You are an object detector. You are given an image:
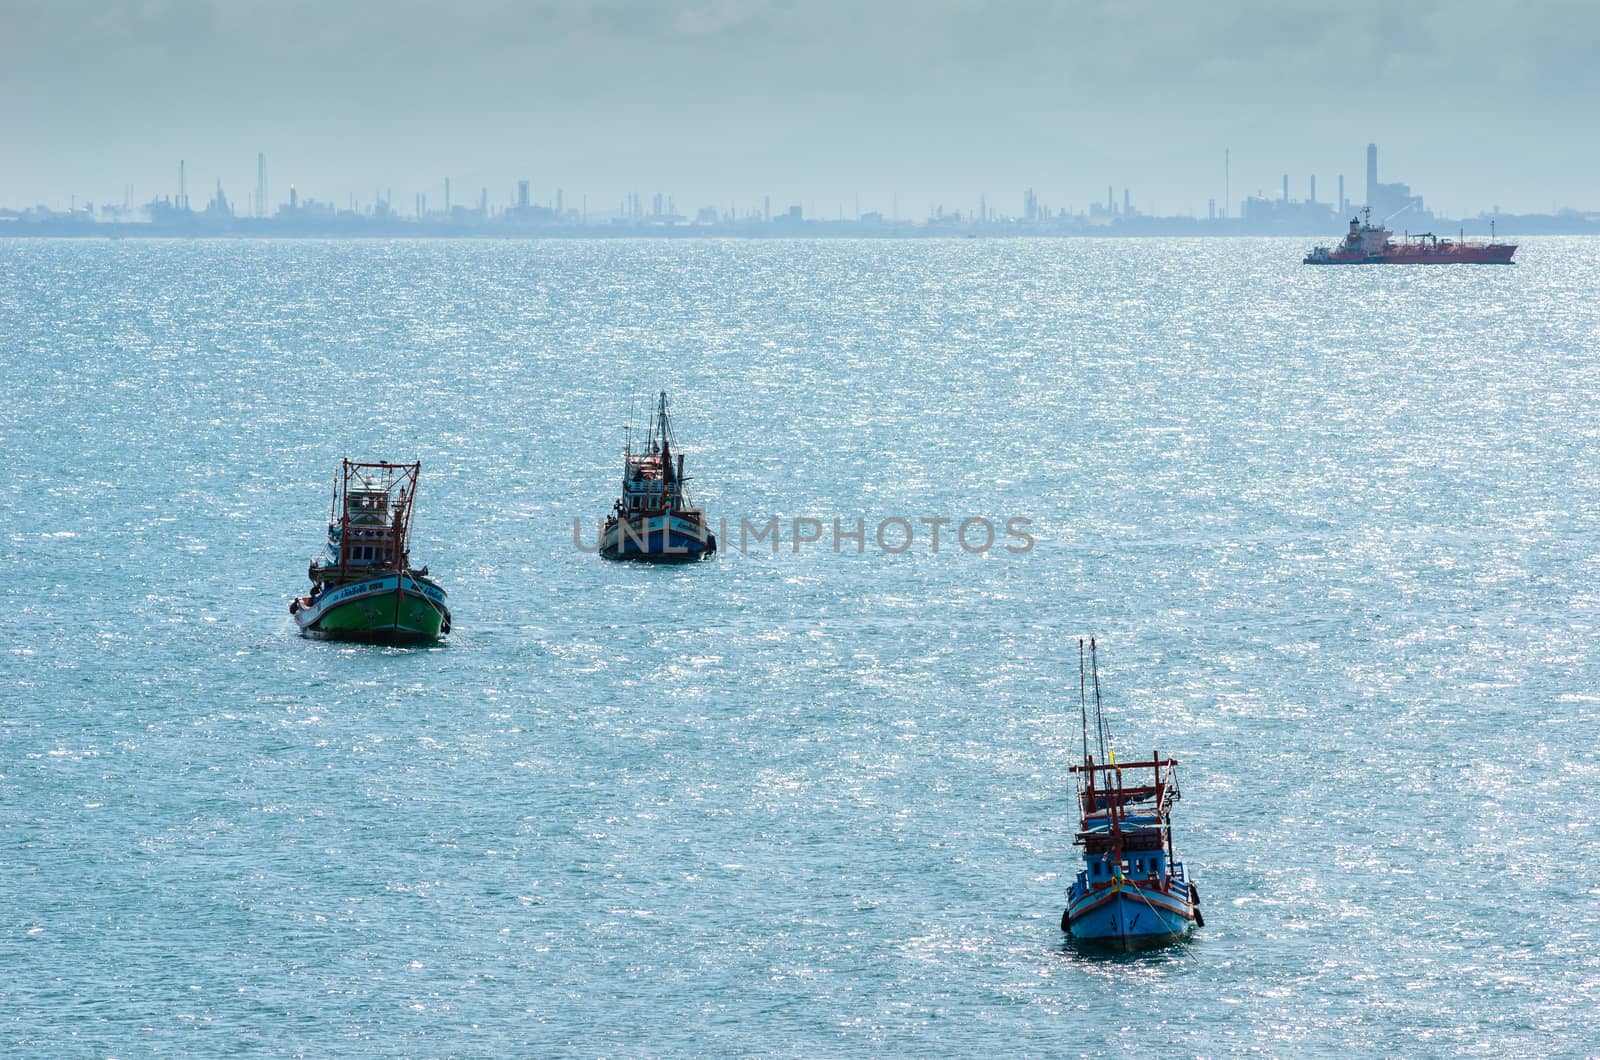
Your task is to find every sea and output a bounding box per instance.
[2,236,1597,1056]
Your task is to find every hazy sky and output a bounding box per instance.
[2,0,1596,217]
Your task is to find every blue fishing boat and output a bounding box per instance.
[599,391,717,562]
[1061,639,1203,950]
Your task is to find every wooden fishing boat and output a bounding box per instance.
[1061,639,1203,949]
[599,391,716,562]
[289,459,451,643]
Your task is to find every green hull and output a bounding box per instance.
[295,576,451,644]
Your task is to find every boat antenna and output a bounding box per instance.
[1090,637,1110,768]
[1078,638,1090,766]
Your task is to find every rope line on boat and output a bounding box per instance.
[1124,878,1199,962]
[401,571,452,624]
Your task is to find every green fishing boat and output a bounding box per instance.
[289,459,451,643]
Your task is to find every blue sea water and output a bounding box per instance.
[2,236,1598,1055]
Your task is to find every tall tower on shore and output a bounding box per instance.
[257,153,267,217]
[1366,143,1378,208]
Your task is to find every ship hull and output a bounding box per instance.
[600,513,717,562]
[1304,244,1516,265]
[1064,883,1196,951]
[292,573,451,643]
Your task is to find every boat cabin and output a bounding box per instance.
[339,487,404,568]
[621,449,685,514]
[1071,754,1184,887]
[309,460,419,586]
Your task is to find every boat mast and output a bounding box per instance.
[1079,638,1090,767]
[658,390,674,487]
[621,424,633,490]
[396,462,418,570]
[338,458,353,573]
[1090,637,1110,769]
[1164,752,1185,882]
[1089,637,1124,866]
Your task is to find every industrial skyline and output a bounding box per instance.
[6,140,1597,238]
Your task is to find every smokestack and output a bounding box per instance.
[1123,187,1130,216]
[1339,174,1345,213]
[1282,174,1289,202]
[1310,175,1316,204]
[1366,143,1378,208]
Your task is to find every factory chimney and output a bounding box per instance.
[257,153,267,218]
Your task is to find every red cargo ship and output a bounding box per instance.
[1304,208,1515,264]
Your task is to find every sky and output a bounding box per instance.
[2,0,1596,218]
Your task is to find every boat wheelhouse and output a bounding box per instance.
[290,459,451,643]
[599,391,717,562]
[1061,639,1202,950]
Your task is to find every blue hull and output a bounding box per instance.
[600,516,717,562]
[1065,886,1195,950]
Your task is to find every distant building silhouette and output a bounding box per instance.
[1365,142,1428,223]
[205,178,231,218]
